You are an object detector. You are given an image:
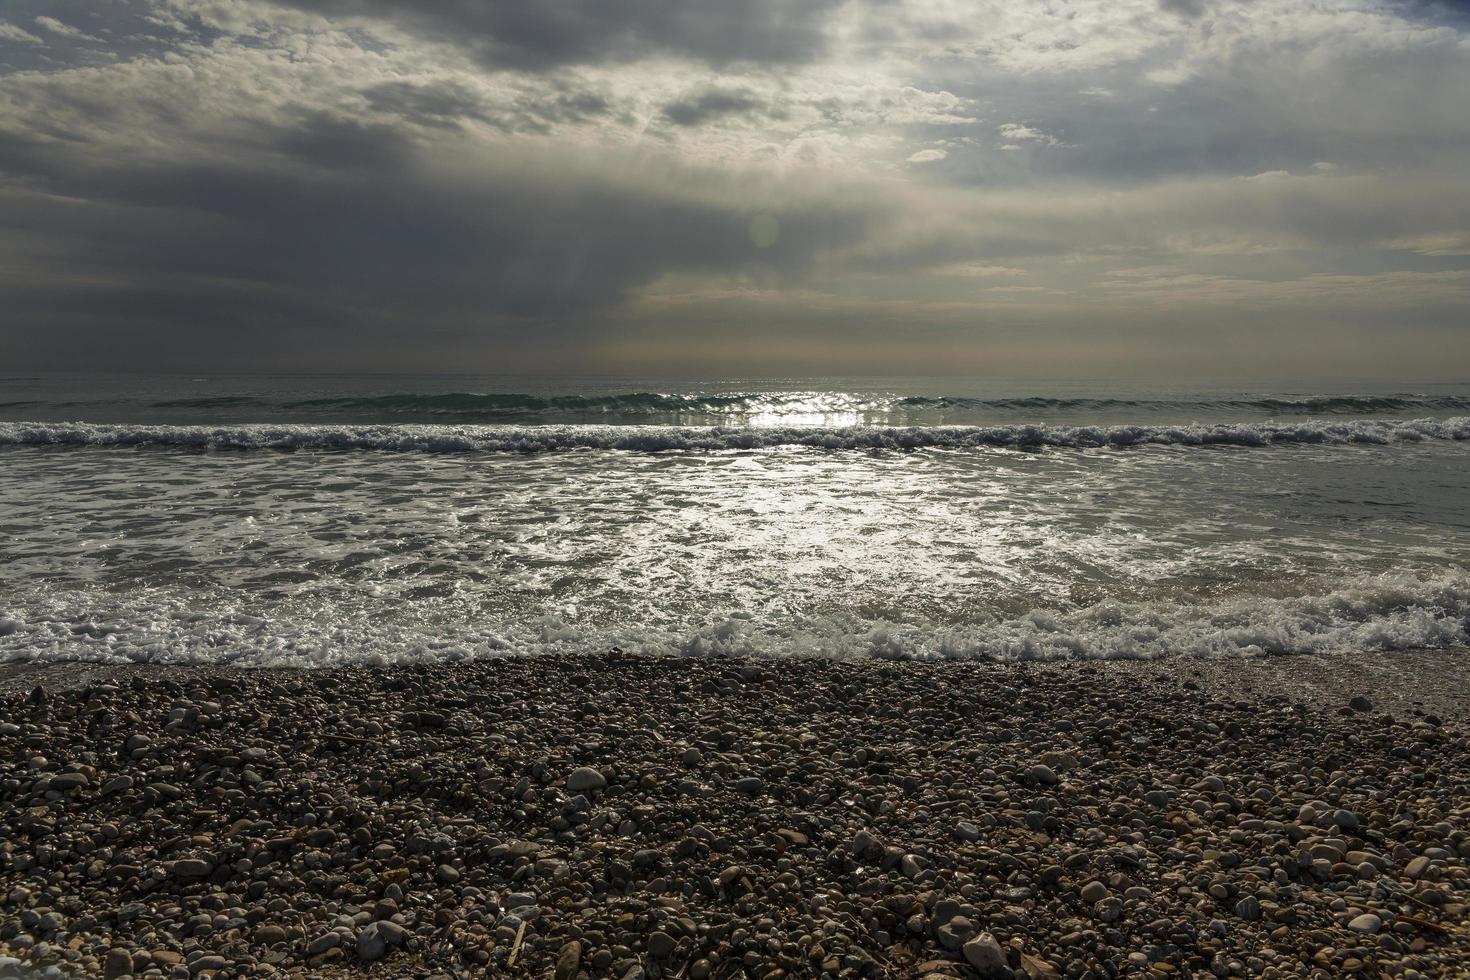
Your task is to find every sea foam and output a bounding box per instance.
[2,573,1466,668]
[2,417,1467,453]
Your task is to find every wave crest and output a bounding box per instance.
[2,418,1467,453]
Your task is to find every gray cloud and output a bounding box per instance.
[263,0,846,69]
[662,88,768,127]
[0,0,1467,375]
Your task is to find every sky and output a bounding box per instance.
[0,0,1468,377]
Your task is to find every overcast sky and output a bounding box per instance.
[1,0,1468,377]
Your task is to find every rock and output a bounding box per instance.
[1235,896,1261,921]
[1026,764,1058,785]
[1333,809,1360,831]
[937,917,977,950]
[172,858,213,878]
[566,767,607,792]
[254,924,288,945]
[1039,751,1078,771]
[1079,881,1109,904]
[554,940,582,980]
[1406,856,1431,879]
[851,829,882,860]
[954,821,982,842]
[357,923,388,962]
[647,931,677,958]
[102,948,133,979]
[100,775,134,796]
[962,932,1012,977]
[1348,913,1382,934]
[1019,952,1060,979]
[1348,696,1373,712]
[735,776,764,795]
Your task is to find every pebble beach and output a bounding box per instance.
[1,652,1468,979]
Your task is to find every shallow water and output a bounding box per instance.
[2,374,1467,666]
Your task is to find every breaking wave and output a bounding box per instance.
[2,418,1467,453]
[2,573,1466,668]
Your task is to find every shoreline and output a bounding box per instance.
[1,651,1467,977]
[4,645,1470,720]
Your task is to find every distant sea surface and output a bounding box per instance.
[2,373,1467,667]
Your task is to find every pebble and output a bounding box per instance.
[1349,913,1383,934]
[565,766,606,792]
[963,932,1011,977]
[0,654,1464,978]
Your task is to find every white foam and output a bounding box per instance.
[0,417,1467,453]
[2,572,1465,668]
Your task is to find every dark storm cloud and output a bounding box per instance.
[0,105,876,366]
[662,88,767,127]
[265,0,845,69]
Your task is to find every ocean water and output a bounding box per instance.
[1,373,1467,668]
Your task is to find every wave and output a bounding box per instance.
[907,394,1470,413]
[281,392,767,414]
[2,573,1466,667]
[2,418,1467,453]
[150,396,265,408]
[214,390,1470,418]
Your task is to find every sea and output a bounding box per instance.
[1,373,1467,668]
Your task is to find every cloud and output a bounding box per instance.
[33,15,97,40]
[1384,233,1470,256]
[996,123,1069,148]
[663,88,766,127]
[255,0,847,69]
[0,22,43,44]
[905,148,947,163]
[0,0,1467,376]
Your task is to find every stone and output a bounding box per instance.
[1235,896,1261,921]
[102,948,134,979]
[172,858,213,879]
[735,776,764,795]
[1080,881,1109,904]
[937,917,977,950]
[554,940,582,980]
[254,925,288,945]
[1027,764,1058,786]
[356,923,388,962]
[566,767,607,792]
[647,931,677,958]
[100,775,134,796]
[49,772,89,791]
[1348,913,1382,934]
[962,932,1011,977]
